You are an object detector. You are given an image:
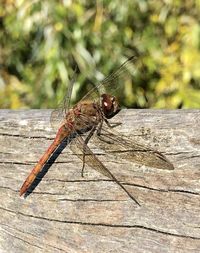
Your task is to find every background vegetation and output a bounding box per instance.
[0,0,200,109]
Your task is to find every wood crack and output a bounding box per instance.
[0,206,199,240]
[124,183,200,196]
[54,198,122,202]
[0,132,53,140]
[1,182,199,198]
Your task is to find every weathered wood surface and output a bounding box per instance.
[0,109,200,253]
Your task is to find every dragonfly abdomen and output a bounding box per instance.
[19,125,71,196]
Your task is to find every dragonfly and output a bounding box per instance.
[19,56,174,205]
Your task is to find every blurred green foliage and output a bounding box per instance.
[0,0,200,109]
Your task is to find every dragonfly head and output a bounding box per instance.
[101,94,120,119]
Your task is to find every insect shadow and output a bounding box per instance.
[24,136,72,198]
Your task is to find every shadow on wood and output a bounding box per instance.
[24,138,70,198]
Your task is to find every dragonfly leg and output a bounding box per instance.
[97,134,114,144]
[96,121,114,144]
[81,158,85,177]
[96,120,103,136]
[81,126,97,177]
[104,118,122,128]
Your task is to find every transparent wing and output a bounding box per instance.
[80,56,138,103]
[50,103,68,130]
[70,135,113,179]
[50,68,77,130]
[70,135,140,204]
[92,126,174,170]
[51,56,137,129]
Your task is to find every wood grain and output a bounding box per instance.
[0,109,200,253]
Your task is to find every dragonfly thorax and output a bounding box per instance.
[100,94,120,119]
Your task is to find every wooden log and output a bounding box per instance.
[0,109,200,253]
